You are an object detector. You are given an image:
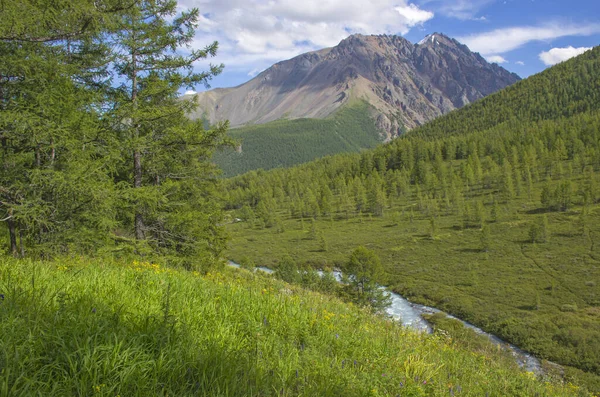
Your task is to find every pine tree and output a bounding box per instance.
[557,180,573,211]
[276,254,299,283]
[429,216,437,239]
[318,231,328,252]
[501,161,515,201]
[481,224,491,252]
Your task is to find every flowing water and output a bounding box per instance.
[227,261,542,373]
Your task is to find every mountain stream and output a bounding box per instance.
[227,261,542,374]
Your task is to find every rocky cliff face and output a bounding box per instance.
[187,33,520,140]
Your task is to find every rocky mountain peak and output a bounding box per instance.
[188,33,521,140]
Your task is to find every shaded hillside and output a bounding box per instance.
[189,33,519,140]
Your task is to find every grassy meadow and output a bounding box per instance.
[0,256,589,396]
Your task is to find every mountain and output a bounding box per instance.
[188,33,520,140]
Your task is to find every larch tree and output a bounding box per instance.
[0,0,126,256]
[343,246,391,313]
[108,0,229,264]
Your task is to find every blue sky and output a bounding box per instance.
[179,0,600,92]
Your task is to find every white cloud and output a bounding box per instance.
[179,0,434,76]
[458,23,600,55]
[539,46,592,66]
[486,55,507,64]
[515,61,525,66]
[183,90,197,95]
[395,4,434,25]
[247,68,264,77]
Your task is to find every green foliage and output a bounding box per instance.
[0,0,228,263]
[107,0,228,263]
[239,256,256,270]
[213,101,383,177]
[0,0,123,256]
[480,224,491,252]
[275,254,299,283]
[529,215,550,244]
[318,231,328,252]
[0,256,580,396]
[342,247,391,313]
[429,216,437,239]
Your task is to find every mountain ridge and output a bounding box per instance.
[188,33,520,140]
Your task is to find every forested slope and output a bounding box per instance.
[213,101,383,177]
[221,46,600,392]
[410,47,599,139]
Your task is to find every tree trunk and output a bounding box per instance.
[131,50,145,241]
[19,226,24,258]
[7,217,18,257]
[134,149,144,240]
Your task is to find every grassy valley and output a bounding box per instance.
[213,101,384,177]
[221,47,600,392]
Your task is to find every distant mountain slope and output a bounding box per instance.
[188,33,520,140]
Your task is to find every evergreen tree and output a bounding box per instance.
[0,0,124,256]
[276,254,299,283]
[343,246,391,313]
[367,186,386,216]
[557,180,573,211]
[318,231,328,252]
[108,0,227,262]
[541,177,558,211]
[481,224,491,252]
[429,216,437,239]
[501,161,515,201]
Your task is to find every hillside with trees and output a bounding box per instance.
[221,46,600,392]
[213,101,383,177]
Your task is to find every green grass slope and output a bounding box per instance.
[212,101,383,177]
[0,257,584,396]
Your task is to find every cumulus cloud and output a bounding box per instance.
[395,4,434,25]
[180,0,434,75]
[486,55,507,64]
[515,61,525,66]
[539,46,592,66]
[458,23,600,55]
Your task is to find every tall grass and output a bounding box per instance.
[0,256,586,396]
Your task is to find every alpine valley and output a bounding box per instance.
[3,1,600,396]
